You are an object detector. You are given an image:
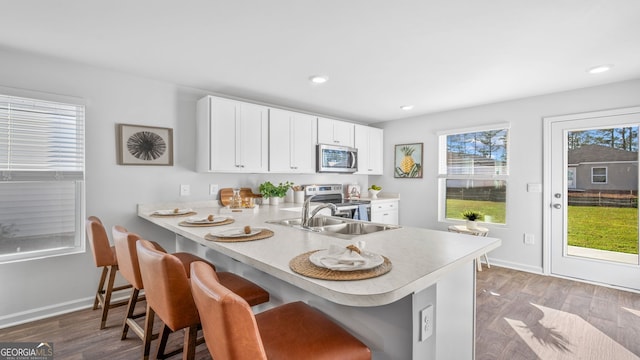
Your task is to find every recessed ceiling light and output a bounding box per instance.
[587,64,613,74]
[309,75,329,84]
[400,105,414,111]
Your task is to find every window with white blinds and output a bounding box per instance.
[0,92,85,263]
[438,124,509,225]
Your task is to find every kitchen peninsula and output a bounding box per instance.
[138,201,500,359]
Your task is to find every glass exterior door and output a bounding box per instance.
[547,107,640,290]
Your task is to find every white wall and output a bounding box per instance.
[0,47,368,327]
[375,78,640,273]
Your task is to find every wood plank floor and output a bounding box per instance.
[476,266,640,360]
[2,266,640,359]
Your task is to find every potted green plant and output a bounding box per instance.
[259,181,292,205]
[461,210,483,230]
[259,181,275,204]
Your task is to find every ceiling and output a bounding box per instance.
[1,0,639,123]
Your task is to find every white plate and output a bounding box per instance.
[185,216,230,224]
[153,208,193,215]
[211,227,264,238]
[309,249,384,271]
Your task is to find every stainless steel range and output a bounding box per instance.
[303,184,371,220]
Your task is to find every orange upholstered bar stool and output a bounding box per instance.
[190,261,371,360]
[112,225,162,345]
[85,216,132,330]
[136,239,270,360]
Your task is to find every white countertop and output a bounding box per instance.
[138,201,500,307]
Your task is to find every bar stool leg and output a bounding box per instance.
[93,267,109,310]
[184,324,198,360]
[483,253,491,269]
[142,305,155,360]
[99,265,118,329]
[122,288,140,340]
[476,257,482,271]
[155,325,171,359]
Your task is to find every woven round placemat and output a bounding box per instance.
[178,218,235,227]
[204,229,274,242]
[289,250,392,281]
[150,211,197,217]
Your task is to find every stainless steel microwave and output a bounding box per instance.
[317,144,358,173]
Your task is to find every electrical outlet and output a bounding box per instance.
[524,233,534,245]
[180,184,190,196]
[209,184,219,197]
[419,304,433,341]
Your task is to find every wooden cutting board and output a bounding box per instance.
[219,188,261,206]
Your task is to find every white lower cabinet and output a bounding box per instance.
[370,200,399,225]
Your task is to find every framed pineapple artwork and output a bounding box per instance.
[394,143,423,178]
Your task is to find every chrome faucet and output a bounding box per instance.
[301,195,337,228]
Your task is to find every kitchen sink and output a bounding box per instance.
[266,215,400,239]
[267,216,347,227]
[316,222,399,236]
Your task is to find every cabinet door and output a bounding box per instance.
[354,124,370,174]
[318,117,354,147]
[368,127,383,174]
[210,97,240,172]
[269,109,316,173]
[238,102,269,172]
[333,120,355,147]
[198,96,268,173]
[290,113,317,173]
[355,125,383,175]
[268,109,292,172]
[371,201,399,225]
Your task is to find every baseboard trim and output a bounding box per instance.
[487,258,543,275]
[0,294,130,329]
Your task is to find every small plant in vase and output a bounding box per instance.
[259,181,292,205]
[461,210,483,230]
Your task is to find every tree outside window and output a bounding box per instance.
[439,127,509,224]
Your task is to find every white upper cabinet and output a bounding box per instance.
[317,117,355,147]
[269,108,317,173]
[354,124,384,175]
[196,96,269,173]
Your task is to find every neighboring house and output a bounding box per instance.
[567,144,638,192]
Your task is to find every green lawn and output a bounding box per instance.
[446,199,506,224]
[447,200,638,254]
[568,206,638,254]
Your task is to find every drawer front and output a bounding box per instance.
[372,202,396,212]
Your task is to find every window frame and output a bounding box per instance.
[590,166,608,184]
[0,86,85,264]
[437,122,510,226]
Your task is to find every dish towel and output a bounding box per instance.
[357,204,369,221]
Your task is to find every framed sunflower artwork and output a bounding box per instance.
[394,143,423,178]
[117,124,173,166]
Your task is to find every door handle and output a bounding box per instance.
[553,203,561,209]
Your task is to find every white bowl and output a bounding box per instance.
[368,189,381,199]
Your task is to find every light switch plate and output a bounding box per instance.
[180,184,190,196]
[209,184,219,197]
